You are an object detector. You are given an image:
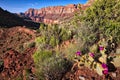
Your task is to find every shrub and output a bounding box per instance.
[71,0,120,54]
[43,55,72,80]
[33,50,53,64]
[32,50,53,79]
[36,24,74,50]
[33,50,72,80]
[81,0,120,42]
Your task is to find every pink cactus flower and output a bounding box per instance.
[76,51,81,56]
[102,63,108,69]
[99,46,104,51]
[102,63,108,75]
[102,69,108,75]
[89,53,94,57]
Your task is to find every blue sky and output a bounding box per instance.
[0,0,88,13]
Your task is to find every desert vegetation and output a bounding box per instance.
[0,0,120,80]
[32,0,120,80]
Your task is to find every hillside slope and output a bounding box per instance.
[0,27,36,55]
[0,8,39,29]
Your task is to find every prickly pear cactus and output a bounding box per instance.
[112,56,120,67]
[73,36,119,76]
[96,63,104,76]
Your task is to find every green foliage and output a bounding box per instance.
[36,37,45,44]
[36,24,73,50]
[71,0,120,54]
[34,23,75,79]
[82,0,120,42]
[32,0,120,79]
[58,2,120,76]
[33,50,72,80]
[49,36,57,47]
[33,50,53,64]
[60,28,71,41]
[32,50,53,79]
[43,55,72,80]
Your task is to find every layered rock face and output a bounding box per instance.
[24,4,78,24]
[21,0,94,24]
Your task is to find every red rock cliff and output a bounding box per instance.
[23,0,94,24]
[24,4,78,24]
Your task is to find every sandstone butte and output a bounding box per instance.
[20,0,94,24]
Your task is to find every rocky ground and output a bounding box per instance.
[0,27,37,80]
[63,66,120,80]
[0,48,36,80]
[0,27,36,55]
[0,27,120,80]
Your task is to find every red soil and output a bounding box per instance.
[0,48,36,80]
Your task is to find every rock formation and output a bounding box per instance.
[23,4,78,24]
[20,0,94,24]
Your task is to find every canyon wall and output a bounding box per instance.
[21,0,94,24]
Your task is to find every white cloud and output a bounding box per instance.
[28,2,39,7]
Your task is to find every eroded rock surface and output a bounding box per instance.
[0,48,36,80]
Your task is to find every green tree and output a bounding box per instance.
[73,0,120,46]
[82,0,120,41]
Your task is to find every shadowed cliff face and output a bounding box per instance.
[0,8,40,29]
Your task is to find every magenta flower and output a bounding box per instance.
[89,53,94,57]
[99,46,104,51]
[76,51,81,56]
[102,63,108,69]
[102,69,108,75]
[102,63,108,75]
